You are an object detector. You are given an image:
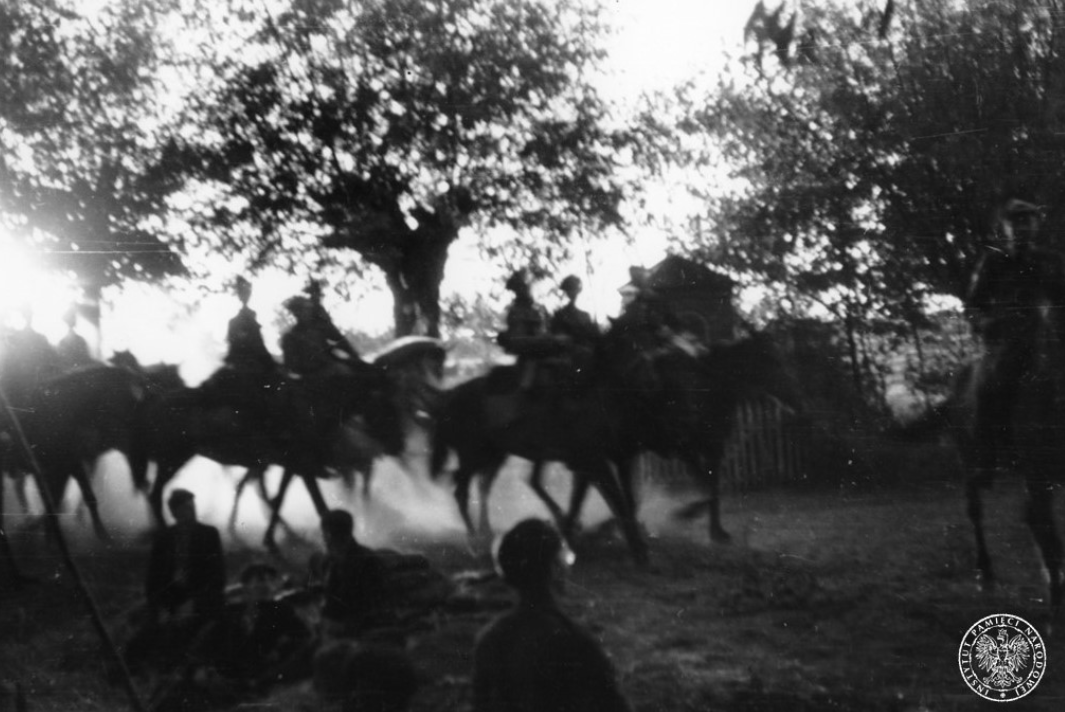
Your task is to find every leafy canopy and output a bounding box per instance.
[677,0,1065,324]
[0,0,185,292]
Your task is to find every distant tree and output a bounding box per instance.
[170,0,638,337]
[676,0,1065,320]
[0,0,185,301]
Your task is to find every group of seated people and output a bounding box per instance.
[127,487,632,712]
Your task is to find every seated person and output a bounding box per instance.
[127,489,226,671]
[472,519,633,712]
[198,563,313,689]
[312,509,389,640]
[146,489,226,625]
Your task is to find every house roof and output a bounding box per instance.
[619,255,733,293]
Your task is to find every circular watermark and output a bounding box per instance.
[958,613,1047,702]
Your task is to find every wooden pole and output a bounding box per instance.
[0,387,147,712]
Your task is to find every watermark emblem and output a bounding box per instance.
[958,613,1047,702]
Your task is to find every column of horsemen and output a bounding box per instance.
[4,193,1062,711]
[0,270,657,712]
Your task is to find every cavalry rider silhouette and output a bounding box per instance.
[549,275,600,381]
[198,277,282,429]
[281,280,361,379]
[226,276,277,374]
[967,197,1065,478]
[0,304,61,409]
[497,269,561,393]
[56,305,93,371]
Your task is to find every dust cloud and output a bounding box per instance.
[5,434,703,560]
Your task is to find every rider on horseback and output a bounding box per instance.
[549,275,600,381]
[497,270,563,392]
[281,280,361,378]
[1,304,61,409]
[199,277,282,426]
[226,276,276,374]
[967,198,1065,476]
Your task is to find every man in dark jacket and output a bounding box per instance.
[473,519,632,712]
[127,489,226,674]
[146,488,227,626]
[317,509,387,639]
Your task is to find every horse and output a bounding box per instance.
[429,318,697,565]
[430,323,801,559]
[117,340,442,549]
[0,364,144,544]
[647,330,803,542]
[905,300,1065,621]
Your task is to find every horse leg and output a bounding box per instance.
[301,472,330,518]
[1024,475,1064,618]
[575,460,648,566]
[528,461,569,529]
[453,464,479,542]
[966,469,995,591]
[690,452,730,543]
[72,460,110,541]
[263,468,296,552]
[229,466,260,533]
[706,474,731,544]
[560,472,590,539]
[0,474,28,588]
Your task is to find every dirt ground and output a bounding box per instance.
[2,449,1065,712]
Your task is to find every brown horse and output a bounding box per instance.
[116,340,442,549]
[430,325,801,560]
[0,365,144,545]
[907,301,1065,622]
[430,329,661,563]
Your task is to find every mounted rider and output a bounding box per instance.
[226,276,277,374]
[549,275,600,382]
[497,270,564,393]
[198,277,284,433]
[56,305,93,371]
[281,280,362,379]
[0,304,62,409]
[966,197,1065,476]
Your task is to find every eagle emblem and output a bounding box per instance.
[974,628,1031,688]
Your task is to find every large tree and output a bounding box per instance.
[168,0,637,337]
[675,0,1065,323]
[0,0,185,300]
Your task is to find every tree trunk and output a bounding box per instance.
[377,207,459,338]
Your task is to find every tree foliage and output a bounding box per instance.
[678,0,1065,324]
[171,0,637,336]
[0,0,185,296]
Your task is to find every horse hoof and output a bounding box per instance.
[710,528,732,544]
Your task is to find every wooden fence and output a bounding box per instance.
[639,393,812,494]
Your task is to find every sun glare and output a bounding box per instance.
[0,235,79,340]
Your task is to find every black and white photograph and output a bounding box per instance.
[2,0,1065,710]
